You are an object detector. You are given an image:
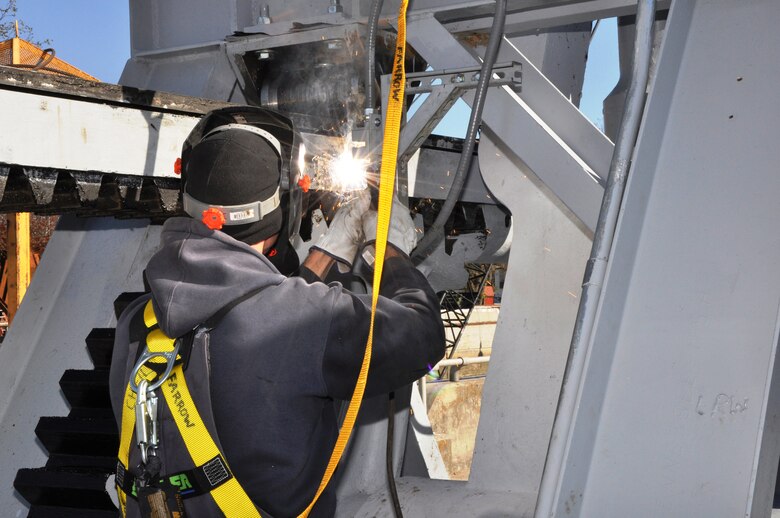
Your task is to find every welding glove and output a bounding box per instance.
[310,189,371,270]
[361,196,419,257]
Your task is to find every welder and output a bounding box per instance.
[108,106,445,517]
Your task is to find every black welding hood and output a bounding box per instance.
[181,107,305,269]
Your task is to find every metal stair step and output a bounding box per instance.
[45,452,117,473]
[59,369,110,408]
[16,325,123,515]
[85,329,116,369]
[35,416,117,457]
[14,468,117,510]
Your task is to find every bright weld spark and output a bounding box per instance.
[329,150,368,193]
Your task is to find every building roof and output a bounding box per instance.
[0,37,98,82]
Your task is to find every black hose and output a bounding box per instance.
[33,48,56,70]
[386,392,403,517]
[411,0,508,263]
[365,0,385,117]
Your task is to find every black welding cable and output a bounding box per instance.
[386,392,404,517]
[365,0,385,117]
[411,0,508,263]
[33,48,56,70]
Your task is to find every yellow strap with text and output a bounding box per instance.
[298,0,409,515]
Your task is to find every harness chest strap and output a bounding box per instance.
[117,300,261,517]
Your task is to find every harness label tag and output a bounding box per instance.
[203,456,231,487]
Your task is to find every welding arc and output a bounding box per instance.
[411,0,508,263]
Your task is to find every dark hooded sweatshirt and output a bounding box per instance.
[109,217,445,517]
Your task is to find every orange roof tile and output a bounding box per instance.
[0,37,98,81]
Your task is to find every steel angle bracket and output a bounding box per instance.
[405,61,521,95]
[398,62,521,164]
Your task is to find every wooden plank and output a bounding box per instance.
[11,38,20,65]
[7,212,31,324]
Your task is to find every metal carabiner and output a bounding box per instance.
[135,379,150,465]
[129,340,181,393]
[146,392,159,452]
[135,379,160,466]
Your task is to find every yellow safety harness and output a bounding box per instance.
[116,0,409,514]
[117,301,262,516]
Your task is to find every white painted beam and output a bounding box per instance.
[0,89,199,178]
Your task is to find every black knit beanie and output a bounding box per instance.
[184,128,283,245]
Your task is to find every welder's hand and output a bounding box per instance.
[310,189,371,270]
[362,196,418,256]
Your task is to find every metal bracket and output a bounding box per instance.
[394,62,522,165]
[405,61,522,95]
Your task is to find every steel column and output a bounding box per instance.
[546,0,780,515]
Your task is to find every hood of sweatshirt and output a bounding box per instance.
[145,217,286,337]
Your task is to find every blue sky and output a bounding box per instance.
[14,2,618,134]
[15,0,130,83]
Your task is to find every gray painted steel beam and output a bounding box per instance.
[411,145,495,204]
[546,0,780,515]
[408,0,605,21]
[468,134,592,501]
[405,14,609,233]
[492,35,609,173]
[439,0,670,35]
[401,87,462,164]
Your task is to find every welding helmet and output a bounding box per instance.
[180,107,306,260]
